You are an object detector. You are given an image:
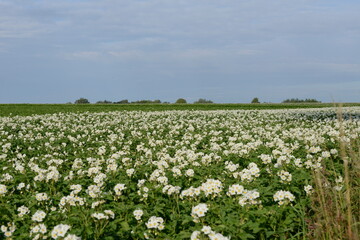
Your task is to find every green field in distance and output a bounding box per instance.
[1,103,359,117]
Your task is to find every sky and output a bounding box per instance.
[0,0,359,103]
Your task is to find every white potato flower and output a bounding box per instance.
[35,192,49,201]
[126,168,135,176]
[17,205,30,217]
[114,183,127,196]
[32,210,46,222]
[133,209,144,220]
[145,216,165,230]
[304,185,313,195]
[191,203,208,220]
[64,234,81,240]
[51,224,71,239]
[0,184,7,195]
[185,169,195,177]
[1,222,16,237]
[273,190,295,206]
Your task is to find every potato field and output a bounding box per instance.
[0,108,359,239]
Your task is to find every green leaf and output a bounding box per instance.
[238,232,255,239]
[121,221,130,231]
[104,237,115,240]
[178,231,192,239]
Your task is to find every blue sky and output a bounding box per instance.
[0,0,359,103]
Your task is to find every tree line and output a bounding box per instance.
[74,98,214,104]
[73,97,321,104]
[282,98,321,103]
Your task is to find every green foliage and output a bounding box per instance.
[251,97,260,104]
[115,99,129,104]
[175,98,187,104]
[96,100,112,104]
[194,98,213,104]
[74,98,90,104]
[282,98,321,103]
[131,99,162,104]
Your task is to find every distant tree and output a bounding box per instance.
[194,98,213,104]
[251,97,260,104]
[115,99,129,104]
[131,100,144,104]
[175,98,187,104]
[96,100,112,104]
[74,98,90,104]
[282,98,321,103]
[131,100,162,104]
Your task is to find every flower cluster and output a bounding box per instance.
[238,190,261,206]
[133,209,144,221]
[226,184,261,206]
[277,170,292,184]
[259,154,272,164]
[0,184,7,196]
[145,216,165,230]
[238,163,260,182]
[114,183,126,196]
[17,205,30,217]
[334,176,344,191]
[304,185,313,195]
[1,222,16,238]
[87,185,102,198]
[191,203,209,222]
[273,190,295,206]
[35,192,49,201]
[162,184,181,195]
[191,226,230,240]
[30,223,47,237]
[59,195,85,209]
[51,224,71,239]
[200,179,223,197]
[92,210,115,220]
[227,184,244,196]
[180,186,202,199]
[32,210,47,222]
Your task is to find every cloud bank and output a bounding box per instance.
[0,0,359,103]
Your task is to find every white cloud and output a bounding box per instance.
[236,50,262,56]
[62,51,102,60]
[317,63,360,74]
[107,50,144,59]
[302,62,360,74]
[175,49,220,59]
[0,16,51,38]
[0,42,7,52]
